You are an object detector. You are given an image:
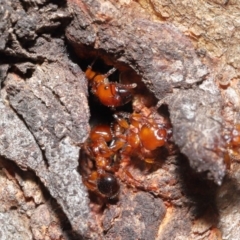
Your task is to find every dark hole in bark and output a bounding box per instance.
[71,46,175,211]
[0,157,81,239]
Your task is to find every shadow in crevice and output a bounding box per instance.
[176,153,220,226]
[216,169,240,214]
[0,157,84,240]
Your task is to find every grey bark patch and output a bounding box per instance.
[3,58,98,237]
[167,79,226,184]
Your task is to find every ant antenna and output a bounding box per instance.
[88,53,99,68]
[105,67,117,78]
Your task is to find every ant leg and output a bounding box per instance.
[118,157,159,193]
[116,158,142,187]
[83,171,98,191]
[114,111,131,119]
[228,148,240,162]
[113,112,131,129]
[125,169,141,184]
[144,158,155,164]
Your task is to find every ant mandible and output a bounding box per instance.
[85,64,137,107]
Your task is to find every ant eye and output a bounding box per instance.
[104,86,109,90]
[97,173,120,198]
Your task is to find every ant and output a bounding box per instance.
[225,124,240,164]
[110,110,172,161]
[81,59,237,198]
[81,108,172,198]
[81,59,172,198]
[85,64,137,107]
[81,124,121,198]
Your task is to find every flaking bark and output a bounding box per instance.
[0,0,240,239]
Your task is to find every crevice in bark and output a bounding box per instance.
[4,101,50,169]
[0,156,80,239]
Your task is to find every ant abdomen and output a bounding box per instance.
[97,173,120,198]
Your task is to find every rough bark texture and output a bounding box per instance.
[66,0,226,185]
[0,0,240,239]
[0,0,95,239]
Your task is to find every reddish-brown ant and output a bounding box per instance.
[226,124,240,163]
[81,60,173,198]
[85,65,137,107]
[81,108,172,198]
[81,124,120,198]
[110,110,172,162]
[82,60,237,199]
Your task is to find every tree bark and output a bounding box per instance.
[0,0,239,239]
